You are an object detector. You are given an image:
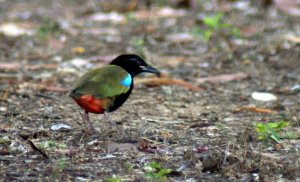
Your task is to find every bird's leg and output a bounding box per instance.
[83,110,98,133]
[104,111,117,127]
[103,112,119,154]
[103,111,124,137]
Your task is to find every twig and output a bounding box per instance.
[27,140,49,159]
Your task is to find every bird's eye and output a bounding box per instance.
[131,58,141,65]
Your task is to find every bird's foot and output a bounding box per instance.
[103,112,124,135]
[81,111,100,135]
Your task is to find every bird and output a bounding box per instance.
[69,54,160,131]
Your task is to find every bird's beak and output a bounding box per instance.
[140,65,161,76]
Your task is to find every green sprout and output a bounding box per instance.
[105,175,121,182]
[0,136,11,145]
[37,18,61,40]
[144,161,171,182]
[37,140,67,150]
[255,120,288,144]
[51,158,68,180]
[131,37,146,58]
[192,13,241,40]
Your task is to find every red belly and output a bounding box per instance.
[74,95,110,114]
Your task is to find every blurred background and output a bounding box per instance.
[0,0,299,181]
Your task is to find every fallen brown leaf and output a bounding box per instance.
[99,0,138,12]
[253,151,284,162]
[0,63,19,70]
[165,33,197,43]
[135,76,203,91]
[0,89,9,102]
[107,142,138,153]
[240,25,265,37]
[196,72,248,84]
[72,46,85,54]
[233,106,277,114]
[133,7,186,20]
[151,55,186,67]
[138,138,166,154]
[48,38,65,53]
[55,149,78,156]
[0,149,10,156]
[283,34,300,44]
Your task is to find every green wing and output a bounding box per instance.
[71,65,131,98]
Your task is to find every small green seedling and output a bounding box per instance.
[0,136,11,145]
[37,140,67,150]
[255,120,288,144]
[131,37,146,58]
[192,13,241,40]
[37,19,61,40]
[51,158,68,180]
[144,161,171,182]
[105,175,121,182]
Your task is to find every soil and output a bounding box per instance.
[0,0,300,181]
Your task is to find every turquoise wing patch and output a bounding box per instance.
[120,74,132,87]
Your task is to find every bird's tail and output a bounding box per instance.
[68,89,77,99]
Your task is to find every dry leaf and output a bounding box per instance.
[137,138,167,154]
[89,12,126,24]
[48,38,65,53]
[133,7,186,20]
[99,0,138,12]
[72,46,85,54]
[151,55,186,67]
[0,89,9,102]
[283,34,300,44]
[196,72,248,84]
[55,149,78,155]
[108,142,138,153]
[165,33,197,43]
[240,25,265,37]
[233,106,277,114]
[253,151,284,162]
[135,75,203,91]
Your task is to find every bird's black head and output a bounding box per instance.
[110,54,160,77]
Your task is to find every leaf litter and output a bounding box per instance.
[0,0,300,181]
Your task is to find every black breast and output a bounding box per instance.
[108,82,134,112]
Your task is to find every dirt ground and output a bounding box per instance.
[0,0,300,181]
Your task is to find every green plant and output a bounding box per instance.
[131,37,146,58]
[51,158,67,180]
[144,161,171,182]
[255,120,288,144]
[0,136,11,145]
[37,19,61,39]
[105,175,121,182]
[192,13,241,40]
[37,140,67,150]
[124,162,133,173]
[126,12,136,21]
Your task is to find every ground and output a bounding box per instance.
[0,0,300,181]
